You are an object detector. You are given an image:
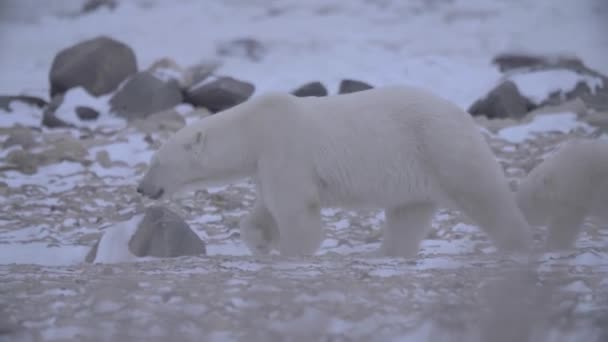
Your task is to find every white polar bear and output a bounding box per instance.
[516,138,608,250]
[137,85,532,257]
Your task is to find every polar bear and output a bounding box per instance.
[137,85,532,257]
[516,138,608,250]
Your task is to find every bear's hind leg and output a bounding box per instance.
[545,206,587,251]
[240,200,280,255]
[380,202,436,258]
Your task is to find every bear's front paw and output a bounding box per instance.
[240,217,278,256]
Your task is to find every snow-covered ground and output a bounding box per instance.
[1,0,607,341]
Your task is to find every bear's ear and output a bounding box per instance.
[183,131,207,152]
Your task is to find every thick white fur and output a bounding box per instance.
[138,85,532,257]
[516,138,608,250]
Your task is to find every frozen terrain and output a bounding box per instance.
[1,0,607,341]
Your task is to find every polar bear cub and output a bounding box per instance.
[516,138,608,250]
[137,86,532,257]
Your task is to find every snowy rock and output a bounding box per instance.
[338,79,373,94]
[81,0,117,14]
[185,76,254,113]
[128,206,206,258]
[131,108,187,134]
[217,37,266,62]
[292,81,328,97]
[492,53,584,73]
[109,71,183,119]
[491,53,608,112]
[0,95,47,112]
[180,61,221,90]
[75,106,99,121]
[50,36,137,97]
[468,81,534,119]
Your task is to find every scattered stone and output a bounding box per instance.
[109,71,183,119]
[468,81,535,119]
[128,206,206,258]
[41,95,73,129]
[338,79,373,94]
[5,149,39,174]
[50,36,137,97]
[0,95,47,112]
[81,0,117,13]
[131,108,186,134]
[292,81,328,97]
[181,61,221,90]
[217,38,266,62]
[492,53,584,73]
[185,76,254,113]
[95,150,113,168]
[2,128,36,149]
[75,106,99,121]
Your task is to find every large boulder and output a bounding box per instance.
[128,206,206,258]
[49,36,137,97]
[291,81,328,97]
[86,206,206,263]
[185,76,255,113]
[109,71,183,119]
[489,52,608,113]
[468,81,535,119]
[338,79,373,94]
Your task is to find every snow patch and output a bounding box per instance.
[498,112,595,143]
[53,87,125,129]
[511,69,604,105]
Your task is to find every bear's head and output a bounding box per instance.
[137,114,256,200]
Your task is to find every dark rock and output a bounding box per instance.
[468,81,535,119]
[339,79,373,94]
[0,95,47,112]
[50,36,137,97]
[492,53,585,73]
[75,106,99,121]
[217,38,266,62]
[82,0,117,13]
[128,206,206,258]
[292,81,328,97]
[185,76,254,113]
[109,71,183,119]
[41,95,74,129]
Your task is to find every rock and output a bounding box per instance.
[217,38,266,62]
[132,108,186,134]
[491,53,608,112]
[527,98,587,117]
[292,82,328,97]
[95,150,113,168]
[181,61,221,90]
[81,0,117,13]
[85,239,100,263]
[338,79,373,94]
[41,95,73,129]
[2,128,36,149]
[0,95,47,112]
[45,135,89,163]
[185,76,255,113]
[492,53,584,73]
[75,106,99,121]
[109,71,183,119]
[128,206,206,258]
[50,36,137,97]
[468,81,535,119]
[6,149,39,174]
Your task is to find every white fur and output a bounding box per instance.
[138,85,532,257]
[516,138,608,250]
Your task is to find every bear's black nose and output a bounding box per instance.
[136,186,144,194]
[150,188,164,199]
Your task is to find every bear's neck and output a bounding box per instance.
[204,107,259,183]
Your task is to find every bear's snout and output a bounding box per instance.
[137,184,164,200]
